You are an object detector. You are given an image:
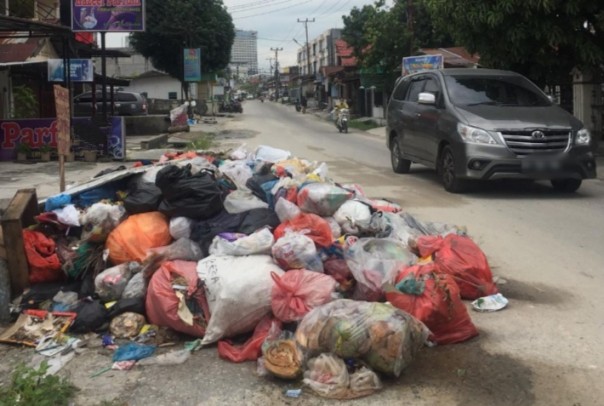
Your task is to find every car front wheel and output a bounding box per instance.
[440,145,469,193]
[390,137,411,174]
[550,178,582,193]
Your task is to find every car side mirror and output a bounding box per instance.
[418,92,436,105]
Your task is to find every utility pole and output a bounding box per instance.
[297,18,315,77]
[270,47,283,99]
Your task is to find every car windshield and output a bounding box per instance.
[444,75,551,107]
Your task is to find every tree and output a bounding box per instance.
[130,0,235,97]
[342,0,452,71]
[424,0,604,85]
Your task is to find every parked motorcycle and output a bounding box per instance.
[335,108,350,133]
[219,99,243,114]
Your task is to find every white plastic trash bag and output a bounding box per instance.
[272,232,324,273]
[169,217,193,240]
[94,262,141,301]
[220,160,253,189]
[254,145,291,163]
[122,272,146,299]
[323,217,342,239]
[197,255,284,345]
[297,183,353,217]
[275,198,301,223]
[334,200,372,235]
[209,228,275,256]
[224,189,269,214]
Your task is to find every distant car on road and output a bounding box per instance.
[386,68,596,193]
[73,91,148,116]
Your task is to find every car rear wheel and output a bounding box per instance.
[440,145,469,193]
[390,137,411,174]
[550,178,582,193]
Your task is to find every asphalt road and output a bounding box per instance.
[2,101,602,406]
[216,100,604,405]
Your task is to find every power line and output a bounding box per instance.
[233,1,307,19]
[230,0,297,13]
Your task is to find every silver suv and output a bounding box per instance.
[386,68,596,193]
[74,91,148,117]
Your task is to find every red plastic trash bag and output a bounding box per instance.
[385,262,478,345]
[415,235,497,300]
[106,212,172,265]
[217,316,281,363]
[145,260,210,337]
[273,213,333,248]
[23,230,63,284]
[271,270,338,322]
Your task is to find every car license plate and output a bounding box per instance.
[521,156,563,174]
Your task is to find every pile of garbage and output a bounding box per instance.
[2,144,507,399]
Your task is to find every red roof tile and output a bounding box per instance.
[0,35,43,63]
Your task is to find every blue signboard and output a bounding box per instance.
[184,48,201,82]
[48,59,94,82]
[402,55,444,76]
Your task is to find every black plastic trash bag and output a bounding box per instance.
[239,208,280,235]
[190,210,246,255]
[108,297,146,319]
[245,170,279,203]
[155,164,224,220]
[70,299,110,333]
[124,177,163,214]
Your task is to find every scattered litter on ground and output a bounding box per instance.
[1,142,508,400]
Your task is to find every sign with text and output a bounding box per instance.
[53,85,71,155]
[402,55,444,76]
[48,59,94,82]
[71,0,145,32]
[184,48,201,82]
[0,117,125,161]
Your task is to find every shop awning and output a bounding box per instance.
[0,15,71,37]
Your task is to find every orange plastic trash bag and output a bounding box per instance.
[271,270,338,322]
[415,234,498,300]
[273,212,333,248]
[385,262,478,345]
[23,230,63,284]
[106,212,172,264]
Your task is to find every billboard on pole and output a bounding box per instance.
[402,55,444,76]
[72,0,145,32]
[184,48,201,82]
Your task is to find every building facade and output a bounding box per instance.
[229,29,258,77]
[297,28,341,77]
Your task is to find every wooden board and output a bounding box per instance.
[1,189,39,296]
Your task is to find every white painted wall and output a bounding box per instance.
[123,76,198,100]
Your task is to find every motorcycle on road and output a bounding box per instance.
[335,108,350,133]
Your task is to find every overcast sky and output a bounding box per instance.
[106,0,390,73]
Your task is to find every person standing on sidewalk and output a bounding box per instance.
[301,95,308,114]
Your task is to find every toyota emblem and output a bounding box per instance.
[531,130,545,139]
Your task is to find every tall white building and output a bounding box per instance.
[230,29,258,76]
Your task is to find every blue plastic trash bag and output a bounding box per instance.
[112,342,156,362]
[45,194,71,212]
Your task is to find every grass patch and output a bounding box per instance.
[0,362,78,406]
[186,132,216,150]
[348,119,381,131]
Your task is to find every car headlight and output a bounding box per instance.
[457,123,498,145]
[575,128,591,145]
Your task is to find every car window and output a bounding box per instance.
[76,93,92,102]
[444,75,551,107]
[423,77,440,97]
[116,93,137,102]
[392,79,409,100]
[405,78,425,102]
